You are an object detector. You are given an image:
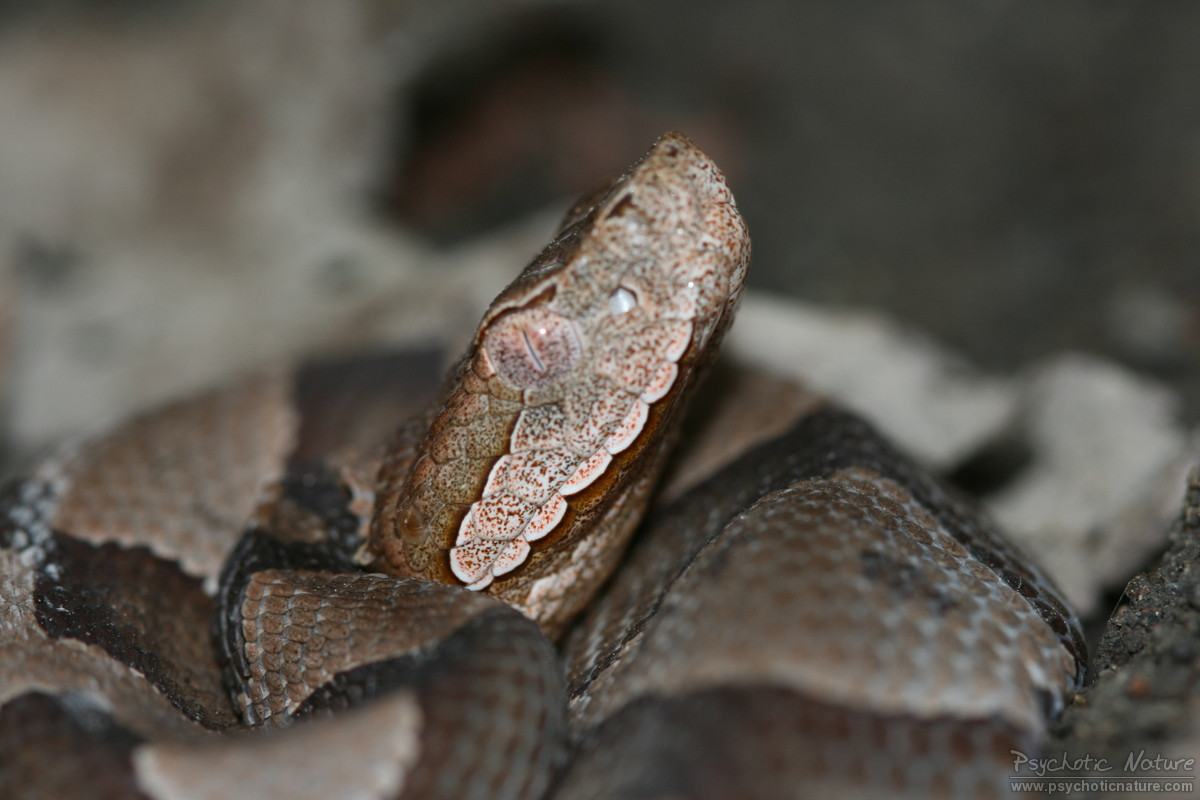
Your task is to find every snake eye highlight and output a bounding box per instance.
[609,286,637,316]
[484,307,581,389]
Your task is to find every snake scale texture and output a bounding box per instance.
[0,133,1084,799]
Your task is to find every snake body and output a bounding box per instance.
[0,133,1083,799]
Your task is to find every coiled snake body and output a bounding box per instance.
[0,133,1083,799]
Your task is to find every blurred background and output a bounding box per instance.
[2,0,1199,473]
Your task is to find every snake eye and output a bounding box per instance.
[608,286,637,316]
[483,306,581,389]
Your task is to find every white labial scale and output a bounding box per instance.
[462,492,531,542]
[466,574,493,591]
[479,455,512,497]
[661,319,693,361]
[573,390,631,448]
[453,483,569,587]
[453,510,477,547]
[640,362,678,403]
[451,537,507,586]
[605,400,649,455]
[560,450,612,496]
[524,494,567,542]
[452,516,546,587]
[506,448,579,503]
[491,538,532,577]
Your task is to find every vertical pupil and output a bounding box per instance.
[522,328,547,372]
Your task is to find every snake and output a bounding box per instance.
[0,132,1084,799]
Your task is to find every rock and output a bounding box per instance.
[1050,468,1200,795]
[989,354,1200,616]
[727,293,1017,468]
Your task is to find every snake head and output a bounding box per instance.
[372,132,750,630]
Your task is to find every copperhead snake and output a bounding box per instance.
[0,133,1084,799]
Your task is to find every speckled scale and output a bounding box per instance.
[509,404,570,451]
[497,448,577,502]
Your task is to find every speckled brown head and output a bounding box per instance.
[369,132,750,634]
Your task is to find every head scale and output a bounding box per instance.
[371,132,750,627]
